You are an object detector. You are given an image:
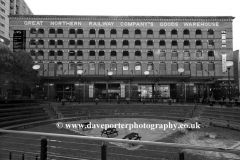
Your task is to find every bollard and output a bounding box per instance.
[101,142,107,160]
[40,138,47,160]
[22,154,25,160]
[9,152,12,160]
[179,152,184,160]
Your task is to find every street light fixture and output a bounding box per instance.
[178,68,184,105]
[226,61,233,100]
[32,64,40,102]
[77,70,83,104]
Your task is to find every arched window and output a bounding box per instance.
[208,40,214,46]
[30,39,36,45]
[57,40,63,45]
[208,29,214,35]
[110,62,117,70]
[99,29,105,34]
[123,50,129,56]
[77,50,83,56]
[196,62,202,71]
[99,50,105,56]
[135,29,141,35]
[196,50,202,57]
[38,50,44,56]
[110,29,117,34]
[135,62,141,70]
[69,29,75,34]
[159,40,165,46]
[135,51,141,56]
[57,28,63,34]
[184,50,190,57]
[30,28,36,34]
[171,62,178,71]
[89,29,95,34]
[30,50,36,56]
[135,40,141,46]
[147,40,153,46]
[147,62,153,70]
[49,29,55,34]
[89,40,96,45]
[69,50,75,56]
[196,40,202,46]
[171,29,178,35]
[49,40,55,45]
[99,62,105,71]
[183,29,190,35]
[208,62,215,71]
[110,51,117,56]
[159,62,166,70]
[69,40,75,45]
[57,50,63,56]
[184,62,190,71]
[196,29,202,35]
[147,29,153,35]
[183,40,190,46]
[110,40,117,46]
[172,51,178,57]
[49,50,55,56]
[38,40,44,45]
[89,50,95,56]
[159,29,165,35]
[123,40,129,46]
[77,29,83,34]
[171,40,178,46]
[123,29,129,35]
[123,62,129,70]
[99,40,105,46]
[77,40,83,46]
[38,29,44,34]
[208,51,214,57]
[159,50,166,57]
[147,50,153,57]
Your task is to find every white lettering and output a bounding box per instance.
[183,22,220,27]
[24,21,43,25]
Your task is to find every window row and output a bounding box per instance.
[40,62,215,72]
[30,28,216,36]
[30,39,216,47]
[31,50,215,57]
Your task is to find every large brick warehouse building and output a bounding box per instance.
[8,15,237,102]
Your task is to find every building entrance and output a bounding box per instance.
[108,83,120,99]
[56,84,75,101]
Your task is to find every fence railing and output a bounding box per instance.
[1,129,240,160]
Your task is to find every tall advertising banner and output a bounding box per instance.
[120,84,125,98]
[222,53,227,72]
[89,85,93,98]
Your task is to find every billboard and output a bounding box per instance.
[13,30,26,52]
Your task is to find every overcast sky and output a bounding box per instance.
[24,0,239,51]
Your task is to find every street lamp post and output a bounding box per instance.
[178,68,184,105]
[226,61,233,100]
[107,71,113,103]
[77,70,83,104]
[32,64,40,102]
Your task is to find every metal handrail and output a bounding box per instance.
[0,129,240,154]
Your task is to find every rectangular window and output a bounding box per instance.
[159,51,166,57]
[208,63,214,71]
[184,63,190,71]
[110,63,117,71]
[196,63,202,71]
[171,63,178,71]
[135,63,141,70]
[99,63,105,71]
[89,62,95,70]
[172,51,178,57]
[69,63,75,70]
[147,63,153,70]
[123,63,129,70]
[49,63,55,71]
[77,63,83,70]
[159,63,166,70]
[57,63,63,70]
[196,51,202,57]
[77,51,83,56]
